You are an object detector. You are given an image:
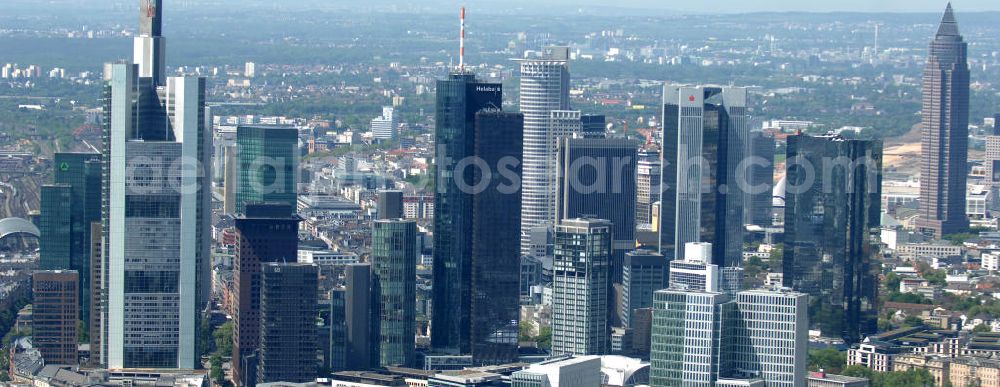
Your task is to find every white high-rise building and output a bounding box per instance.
[371,106,397,141]
[245,61,256,78]
[650,284,808,387]
[668,242,720,292]
[729,289,808,387]
[636,158,661,227]
[517,46,571,254]
[99,0,210,370]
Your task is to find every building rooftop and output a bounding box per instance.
[807,371,868,383]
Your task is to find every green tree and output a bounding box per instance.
[519,322,535,342]
[768,244,784,268]
[210,354,224,384]
[884,272,901,293]
[842,365,874,379]
[842,366,934,387]
[943,233,975,246]
[536,326,552,350]
[973,324,992,333]
[903,315,925,327]
[200,317,214,357]
[886,292,931,305]
[808,348,846,373]
[213,321,234,357]
[923,270,947,286]
[78,320,88,343]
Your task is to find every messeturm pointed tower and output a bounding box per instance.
[917,3,970,238]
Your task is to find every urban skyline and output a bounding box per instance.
[1,2,996,387]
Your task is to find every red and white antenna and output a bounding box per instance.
[459,6,466,72]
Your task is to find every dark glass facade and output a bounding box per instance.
[431,72,502,355]
[659,87,748,267]
[377,190,404,220]
[782,134,882,344]
[257,262,319,384]
[40,185,73,270]
[620,250,665,328]
[746,131,775,227]
[580,114,607,138]
[40,152,101,329]
[233,203,300,387]
[556,137,639,283]
[373,219,418,367]
[469,111,523,364]
[344,263,378,370]
[235,125,299,215]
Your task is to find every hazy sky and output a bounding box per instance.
[15,0,1000,15]
[558,0,999,13]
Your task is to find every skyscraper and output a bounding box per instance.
[257,262,319,384]
[650,283,808,387]
[659,86,749,266]
[223,144,237,214]
[636,158,661,227]
[235,125,299,215]
[916,4,970,238]
[39,185,72,269]
[430,72,502,355]
[32,270,79,365]
[371,106,398,141]
[233,204,300,387]
[100,0,211,369]
[39,152,101,326]
[783,134,882,344]
[667,242,720,292]
[746,131,775,227]
[651,289,729,385]
[551,218,611,356]
[985,130,1000,184]
[377,190,404,220]
[88,222,103,366]
[372,219,417,367]
[469,111,523,365]
[619,250,664,328]
[518,46,571,254]
[135,0,165,86]
[729,289,809,387]
[324,288,347,372]
[556,136,639,283]
[344,263,377,371]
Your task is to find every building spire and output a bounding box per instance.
[139,0,162,37]
[135,0,166,85]
[459,6,466,72]
[936,2,960,37]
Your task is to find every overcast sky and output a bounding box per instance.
[554,0,997,13]
[18,0,1000,15]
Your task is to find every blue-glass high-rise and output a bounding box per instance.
[782,134,882,344]
[430,72,502,356]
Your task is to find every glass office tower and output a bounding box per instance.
[373,219,418,367]
[234,125,299,215]
[431,72,502,355]
[469,111,523,364]
[783,134,882,344]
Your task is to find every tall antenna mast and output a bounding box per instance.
[459,6,466,72]
[874,24,880,56]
